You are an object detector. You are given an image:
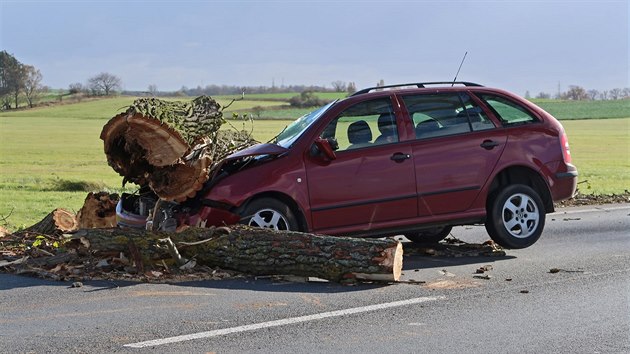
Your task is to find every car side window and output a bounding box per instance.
[403,93,472,139]
[321,98,396,151]
[477,94,539,125]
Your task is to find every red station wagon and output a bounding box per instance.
[118,82,578,249]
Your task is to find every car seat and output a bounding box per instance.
[415,119,440,138]
[347,120,373,149]
[374,113,398,144]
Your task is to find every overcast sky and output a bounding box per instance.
[1,0,628,96]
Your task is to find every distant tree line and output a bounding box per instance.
[128,84,336,98]
[67,72,122,97]
[331,80,357,94]
[125,80,358,98]
[530,85,630,101]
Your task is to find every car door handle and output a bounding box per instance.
[480,140,500,150]
[391,153,411,162]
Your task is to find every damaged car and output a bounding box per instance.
[118,82,578,249]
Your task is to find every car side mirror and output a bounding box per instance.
[312,137,337,161]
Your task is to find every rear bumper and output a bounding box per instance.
[550,163,578,201]
[555,170,578,179]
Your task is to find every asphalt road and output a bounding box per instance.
[1,203,629,353]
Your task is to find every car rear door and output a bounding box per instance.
[402,92,507,215]
[304,96,418,233]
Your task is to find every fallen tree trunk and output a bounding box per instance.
[73,225,403,282]
[23,208,78,235]
[100,96,257,202]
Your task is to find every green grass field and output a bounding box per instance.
[561,118,629,194]
[0,96,628,230]
[533,99,630,119]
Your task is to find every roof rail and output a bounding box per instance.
[351,81,483,96]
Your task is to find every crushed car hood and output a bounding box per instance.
[223,143,288,161]
[209,143,289,180]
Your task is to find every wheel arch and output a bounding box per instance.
[238,191,309,232]
[487,166,554,213]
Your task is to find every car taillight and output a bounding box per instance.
[560,132,571,163]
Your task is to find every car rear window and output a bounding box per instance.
[477,94,539,125]
[402,92,494,139]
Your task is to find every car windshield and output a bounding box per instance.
[275,101,336,148]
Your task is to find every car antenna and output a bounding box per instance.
[451,51,468,86]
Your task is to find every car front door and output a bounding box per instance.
[304,97,417,234]
[402,92,507,215]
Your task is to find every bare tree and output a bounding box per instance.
[587,89,599,100]
[609,88,622,100]
[148,84,158,96]
[600,90,609,100]
[535,92,551,99]
[563,85,588,100]
[331,80,347,92]
[347,82,357,94]
[23,65,43,108]
[68,82,84,94]
[623,88,630,99]
[88,72,122,96]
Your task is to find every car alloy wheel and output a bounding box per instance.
[501,193,540,238]
[248,208,290,230]
[485,184,545,249]
[241,197,299,232]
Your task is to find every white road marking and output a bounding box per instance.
[124,296,445,348]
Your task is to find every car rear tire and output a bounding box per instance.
[240,198,299,231]
[404,226,452,244]
[485,184,545,249]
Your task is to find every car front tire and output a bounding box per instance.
[485,184,545,249]
[240,198,299,231]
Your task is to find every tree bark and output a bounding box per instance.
[72,226,403,282]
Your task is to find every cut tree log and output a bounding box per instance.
[147,138,213,202]
[76,192,119,229]
[23,208,78,235]
[72,225,403,282]
[100,96,257,202]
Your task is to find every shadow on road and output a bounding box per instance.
[0,272,386,293]
[401,241,516,270]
